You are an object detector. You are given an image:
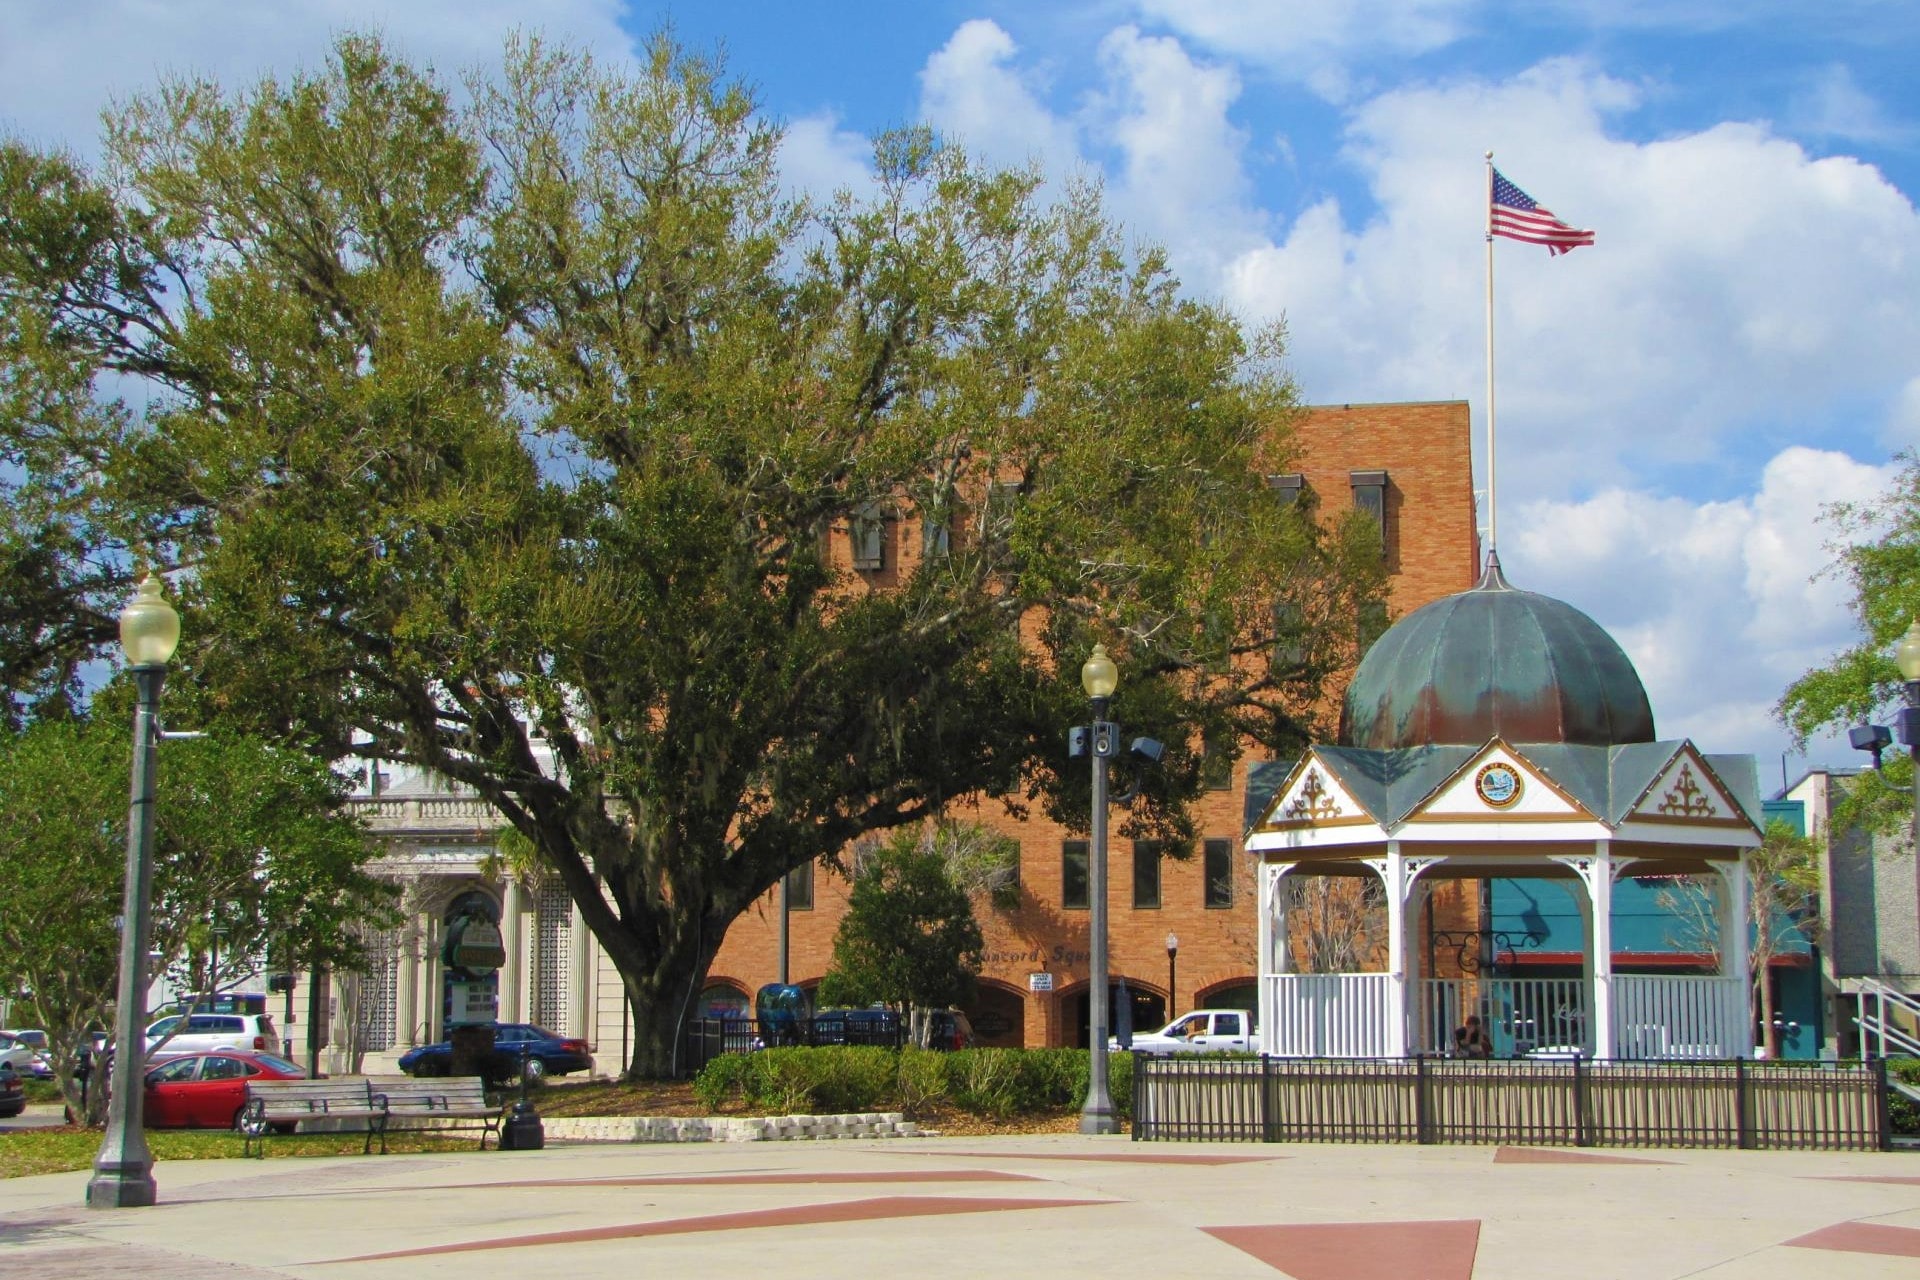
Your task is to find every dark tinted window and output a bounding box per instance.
[1204,839,1234,909]
[1062,840,1089,910]
[1133,841,1162,909]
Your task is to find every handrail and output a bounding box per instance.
[1855,976,1920,1059]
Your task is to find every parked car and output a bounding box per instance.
[144,1013,281,1057]
[0,1062,23,1119]
[0,1030,45,1072]
[398,1024,592,1080]
[1115,1009,1256,1056]
[142,1051,306,1129]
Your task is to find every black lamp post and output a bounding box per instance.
[87,575,180,1210]
[1079,644,1121,1135]
[1166,932,1179,1014]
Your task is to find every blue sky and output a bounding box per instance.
[5,1,1918,783]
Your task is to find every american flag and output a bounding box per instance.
[1490,169,1594,255]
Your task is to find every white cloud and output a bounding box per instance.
[1130,0,1475,99]
[1788,63,1916,146]
[918,19,1082,179]
[1507,447,1896,762]
[1221,59,1920,504]
[0,0,635,155]
[778,113,878,204]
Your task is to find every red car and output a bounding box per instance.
[143,1051,307,1129]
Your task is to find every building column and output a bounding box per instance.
[396,915,421,1049]
[421,915,443,1045]
[568,901,592,1041]
[328,970,351,1073]
[501,879,524,1026]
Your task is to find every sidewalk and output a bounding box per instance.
[2,1132,1917,1278]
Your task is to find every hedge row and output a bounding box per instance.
[692,1046,1135,1119]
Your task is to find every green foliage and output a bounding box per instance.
[817,825,986,1012]
[0,30,1388,1075]
[0,715,395,1119]
[1780,450,1920,761]
[689,1046,1133,1120]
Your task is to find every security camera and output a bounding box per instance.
[1850,724,1892,752]
[1129,737,1165,764]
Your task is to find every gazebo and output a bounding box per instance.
[1246,554,1763,1060]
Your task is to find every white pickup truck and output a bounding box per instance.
[1113,1009,1257,1056]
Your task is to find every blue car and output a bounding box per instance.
[398,1024,593,1080]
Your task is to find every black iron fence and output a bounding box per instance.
[1132,1055,1891,1152]
[681,1014,906,1074]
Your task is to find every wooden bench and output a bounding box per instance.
[240,1078,387,1157]
[373,1076,505,1150]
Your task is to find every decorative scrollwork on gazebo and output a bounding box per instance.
[1427,927,1545,976]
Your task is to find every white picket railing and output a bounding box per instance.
[1855,976,1920,1058]
[1613,975,1746,1059]
[1263,974,1396,1057]
[1418,978,1588,1056]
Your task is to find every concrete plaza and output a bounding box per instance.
[2,1130,1918,1279]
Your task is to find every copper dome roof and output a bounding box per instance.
[1338,552,1655,751]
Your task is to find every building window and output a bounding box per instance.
[1133,841,1162,909]
[1267,473,1307,504]
[1062,840,1089,910]
[1349,470,1388,541]
[921,508,951,560]
[785,860,814,911]
[1201,729,1234,791]
[1204,839,1233,909]
[1358,598,1390,653]
[1272,599,1306,669]
[850,503,889,571]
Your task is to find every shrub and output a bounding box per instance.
[693,1052,756,1112]
[947,1049,1022,1118]
[894,1048,947,1118]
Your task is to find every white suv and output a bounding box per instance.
[145,1013,281,1057]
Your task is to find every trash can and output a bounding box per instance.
[500,1101,544,1150]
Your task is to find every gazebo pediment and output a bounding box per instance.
[1264,756,1374,830]
[1619,744,1759,837]
[1409,739,1594,824]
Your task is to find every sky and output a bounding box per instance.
[5,1,1917,790]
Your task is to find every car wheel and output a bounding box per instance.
[522,1057,547,1081]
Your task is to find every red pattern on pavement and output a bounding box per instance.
[1204,1220,1481,1279]
[1784,1222,1920,1258]
[413,1169,1041,1189]
[1493,1147,1673,1165]
[317,1195,1112,1264]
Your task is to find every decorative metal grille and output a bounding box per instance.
[534,883,572,1031]
[346,923,401,1052]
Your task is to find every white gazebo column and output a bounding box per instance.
[500,879,525,1025]
[1719,854,1754,1057]
[1259,863,1295,1056]
[1591,845,1617,1059]
[1367,846,1411,1058]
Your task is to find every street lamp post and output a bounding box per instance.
[1166,932,1179,1013]
[87,575,180,1210]
[1079,644,1120,1135]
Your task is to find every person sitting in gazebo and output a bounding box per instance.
[1453,1015,1493,1059]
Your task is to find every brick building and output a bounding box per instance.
[702,399,1481,1049]
[335,399,1481,1070]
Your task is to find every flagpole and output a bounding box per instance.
[1483,150,1497,555]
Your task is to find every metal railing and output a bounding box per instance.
[1855,976,1920,1059]
[1418,978,1588,1056]
[1132,1054,1890,1152]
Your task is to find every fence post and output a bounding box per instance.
[1131,1051,1147,1142]
[1734,1057,1752,1151]
[1573,1055,1589,1148]
[1261,1053,1275,1144]
[1415,1054,1431,1145]
[1875,1056,1894,1153]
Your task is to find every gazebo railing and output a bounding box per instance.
[1614,975,1745,1059]
[1418,978,1588,1056]
[1263,974,1395,1057]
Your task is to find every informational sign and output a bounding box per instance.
[444,916,506,976]
[1028,972,1054,992]
[448,980,498,1026]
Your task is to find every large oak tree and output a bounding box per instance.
[0,33,1385,1074]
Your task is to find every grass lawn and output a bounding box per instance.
[0,1127,483,1179]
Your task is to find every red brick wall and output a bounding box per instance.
[708,401,1480,1044]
